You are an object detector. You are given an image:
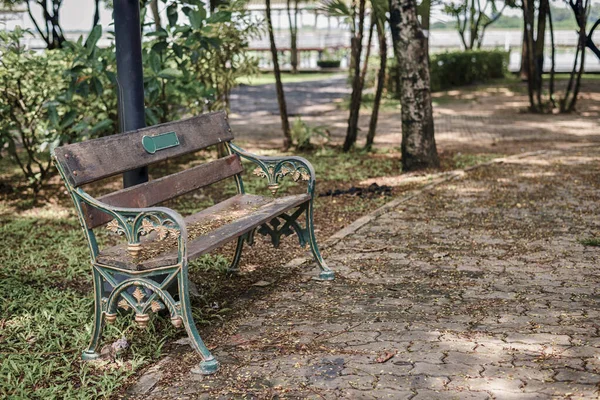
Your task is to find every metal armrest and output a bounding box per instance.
[76,189,188,262]
[229,142,316,196]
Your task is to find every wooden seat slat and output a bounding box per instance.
[84,154,243,228]
[95,193,310,270]
[54,111,232,187]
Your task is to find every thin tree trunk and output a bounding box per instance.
[93,0,101,27]
[266,0,292,149]
[366,21,387,150]
[343,0,366,152]
[150,0,162,31]
[287,0,299,74]
[390,0,439,170]
[548,5,556,108]
[567,0,588,112]
[523,0,539,112]
[359,21,375,89]
[534,0,548,107]
[418,0,431,55]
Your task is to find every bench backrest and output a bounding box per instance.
[53,111,243,228]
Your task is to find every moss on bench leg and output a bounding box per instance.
[81,268,105,360]
[306,202,335,281]
[179,266,219,375]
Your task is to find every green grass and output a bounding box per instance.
[237,72,341,86]
[579,237,600,247]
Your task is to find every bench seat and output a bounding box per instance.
[96,193,311,271]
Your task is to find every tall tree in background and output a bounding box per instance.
[266,0,292,149]
[287,0,300,74]
[561,0,590,112]
[2,0,66,49]
[389,0,439,170]
[365,0,388,150]
[93,0,101,27]
[149,0,162,30]
[343,0,366,151]
[444,0,509,50]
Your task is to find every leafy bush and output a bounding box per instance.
[290,117,329,150]
[0,29,74,194]
[387,50,508,95]
[0,1,260,194]
[429,50,508,91]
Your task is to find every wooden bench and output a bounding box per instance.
[52,111,334,374]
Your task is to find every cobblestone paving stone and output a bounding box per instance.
[130,147,600,399]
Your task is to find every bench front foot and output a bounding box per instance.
[82,268,105,360]
[227,236,245,274]
[81,350,101,361]
[306,202,335,281]
[179,268,219,374]
[193,358,220,375]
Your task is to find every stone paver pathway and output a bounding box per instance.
[130,147,600,399]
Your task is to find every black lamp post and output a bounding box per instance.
[114,0,149,187]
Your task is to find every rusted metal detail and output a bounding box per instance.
[105,313,117,324]
[135,314,150,328]
[171,316,183,328]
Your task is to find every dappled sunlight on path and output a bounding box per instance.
[128,147,600,399]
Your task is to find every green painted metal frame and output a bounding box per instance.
[50,140,333,377]
[227,142,334,281]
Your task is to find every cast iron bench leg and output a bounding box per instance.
[307,200,335,281]
[81,267,105,360]
[179,266,219,374]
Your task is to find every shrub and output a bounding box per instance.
[0,29,75,194]
[0,1,260,195]
[429,50,508,91]
[290,117,329,150]
[387,50,508,95]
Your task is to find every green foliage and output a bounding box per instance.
[429,50,508,91]
[0,28,74,194]
[0,215,171,399]
[579,237,600,247]
[0,1,260,195]
[290,117,329,150]
[63,26,119,137]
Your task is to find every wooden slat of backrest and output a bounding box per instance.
[84,154,243,229]
[54,111,233,187]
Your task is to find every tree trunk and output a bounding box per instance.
[418,0,431,56]
[93,0,101,27]
[522,0,539,112]
[548,5,556,108]
[287,0,299,74]
[534,0,548,105]
[266,0,292,149]
[390,0,439,170]
[365,21,387,150]
[150,0,162,31]
[343,0,366,152]
[519,25,528,80]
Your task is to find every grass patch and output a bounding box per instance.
[453,153,503,169]
[579,237,600,247]
[237,72,341,86]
